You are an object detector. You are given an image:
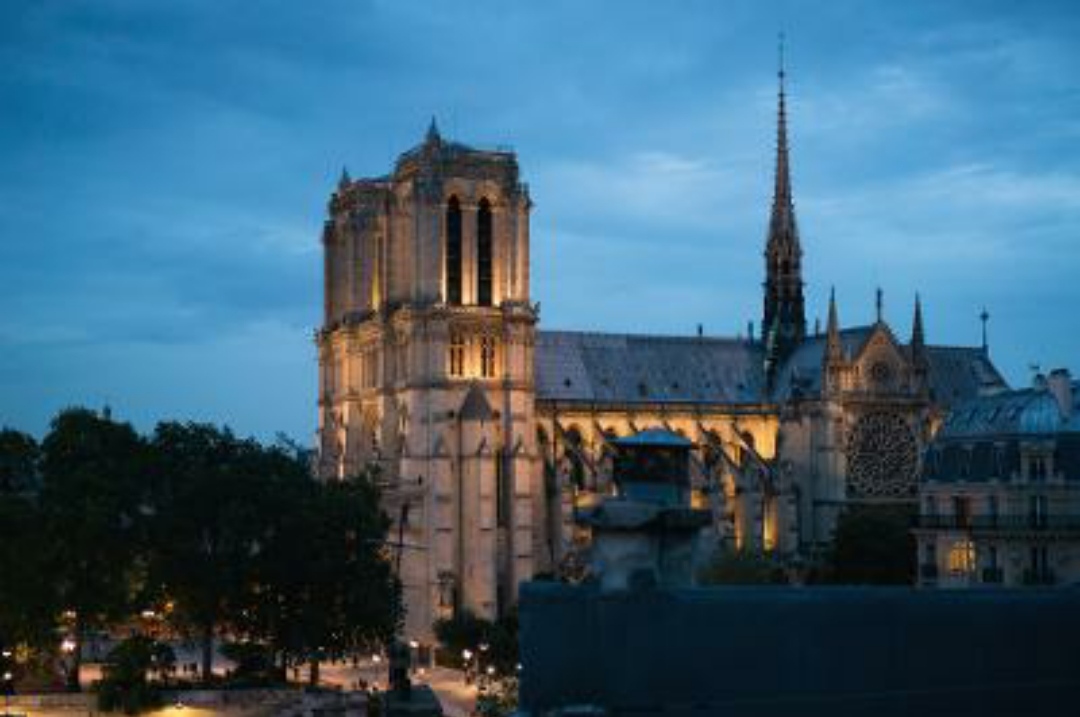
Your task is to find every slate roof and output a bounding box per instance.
[769,326,1007,404]
[534,331,765,405]
[768,326,874,401]
[924,346,1008,406]
[534,327,1008,409]
[935,381,1079,439]
[923,380,1080,483]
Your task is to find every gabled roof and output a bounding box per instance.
[459,383,494,422]
[534,330,765,405]
[769,326,874,401]
[769,326,1007,405]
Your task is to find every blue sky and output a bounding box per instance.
[2,0,1079,443]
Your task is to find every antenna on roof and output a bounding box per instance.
[980,307,990,354]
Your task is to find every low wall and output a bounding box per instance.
[519,583,1080,716]
[3,688,300,713]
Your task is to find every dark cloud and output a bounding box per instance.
[1,0,1079,441]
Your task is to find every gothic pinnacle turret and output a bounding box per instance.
[763,34,807,383]
[826,287,841,362]
[911,294,925,353]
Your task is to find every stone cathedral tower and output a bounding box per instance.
[316,121,539,639]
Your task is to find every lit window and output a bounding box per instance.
[947,539,976,575]
[449,335,465,377]
[480,337,496,378]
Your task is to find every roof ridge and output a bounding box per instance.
[537,328,753,344]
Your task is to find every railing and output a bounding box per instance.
[982,567,1004,584]
[915,515,1080,532]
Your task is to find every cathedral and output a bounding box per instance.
[314,66,1007,639]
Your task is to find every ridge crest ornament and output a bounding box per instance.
[845,411,918,498]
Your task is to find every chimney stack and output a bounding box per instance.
[1047,368,1073,419]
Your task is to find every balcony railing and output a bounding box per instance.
[915,514,1080,532]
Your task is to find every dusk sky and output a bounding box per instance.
[2,0,1079,444]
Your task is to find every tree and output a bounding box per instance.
[0,428,40,494]
[0,492,56,656]
[40,408,149,690]
[251,466,401,684]
[0,430,54,655]
[697,548,789,586]
[148,422,272,684]
[95,635,174,714]
[827,504,916,585]
[434,609,518,675]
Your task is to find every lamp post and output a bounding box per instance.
[461,649,473,685]
[2,647,14,717]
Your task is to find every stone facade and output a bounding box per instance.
[317,77,1009,638]
[315,123,538,638]
[915,369,1080,588]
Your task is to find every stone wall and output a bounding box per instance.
[519,582,1080,716]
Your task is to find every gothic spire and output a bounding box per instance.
[770,35,796,245]
[911,293,925,350]
[826,286,841,362]
[763,33,807,382]
[426,115,441,144]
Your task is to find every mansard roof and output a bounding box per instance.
[924,379,1080,483]
[934,380,1079,440]
[535,331,765,405]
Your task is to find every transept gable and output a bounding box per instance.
[851,322,912,394]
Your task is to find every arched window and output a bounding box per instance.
[477,198,493,306]
[446,197,462,305]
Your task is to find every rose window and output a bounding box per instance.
[845,412,918,498]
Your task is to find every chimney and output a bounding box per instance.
[1047,368,1073,419]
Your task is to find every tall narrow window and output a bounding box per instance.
[477,198,493,306]
[496,449,510,528]
[446,197,462,305]
[449,334,465,377]
[480,337,496,378]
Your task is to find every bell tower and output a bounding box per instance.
[316,120,539,639]
[763,37,807,381]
